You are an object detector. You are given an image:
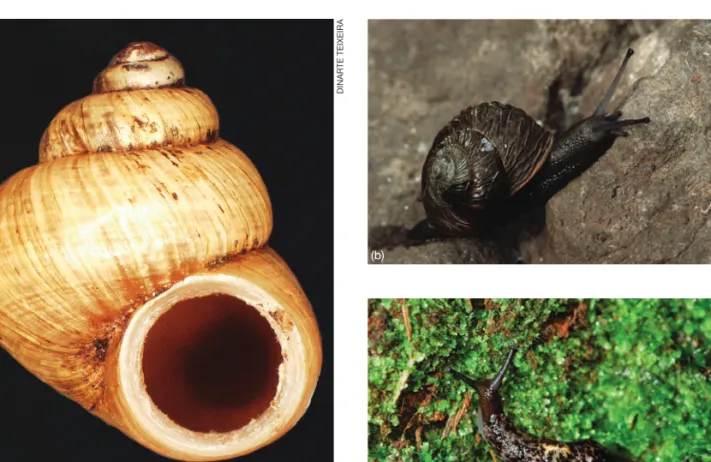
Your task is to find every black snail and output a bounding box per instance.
[409,48,650,241]
[448,347,630,462]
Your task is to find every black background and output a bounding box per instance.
[0,20,333,461]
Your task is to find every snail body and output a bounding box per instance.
[449,348,625,462]
[410,48,650,241]
[0,42,321,461]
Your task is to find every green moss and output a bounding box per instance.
[367,299,711,461]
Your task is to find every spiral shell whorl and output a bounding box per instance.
[40,42,219,162]
[93,42,186,93]
[0,42,273,413]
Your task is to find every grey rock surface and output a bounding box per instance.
[368,19,708,263]
[525,20,711,263]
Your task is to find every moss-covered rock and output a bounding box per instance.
[368,299,711,461]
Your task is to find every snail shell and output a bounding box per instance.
[0,42,322,461]
[421,102,554,234]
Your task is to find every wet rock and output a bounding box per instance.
[369,234,504,264]
[368,19,698,263]
[524,20,711,263]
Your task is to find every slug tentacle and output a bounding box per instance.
[488,345,516,394]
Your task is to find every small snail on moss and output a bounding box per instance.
[410,48,650,241]
[449,347,629,462]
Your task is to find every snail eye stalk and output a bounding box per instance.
[594,48,635,116]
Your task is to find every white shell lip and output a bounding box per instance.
[118,272,309,461]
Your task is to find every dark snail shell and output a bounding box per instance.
[421,102,554,234]
[432,102,553,194]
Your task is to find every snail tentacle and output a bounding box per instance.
[514,48,650,206]
[594,48,634,116]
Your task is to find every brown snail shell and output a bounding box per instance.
[429,102,554,194]
[0,42,322,461]
[421,102,554,234]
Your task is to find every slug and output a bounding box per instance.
[449,347,631,462]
